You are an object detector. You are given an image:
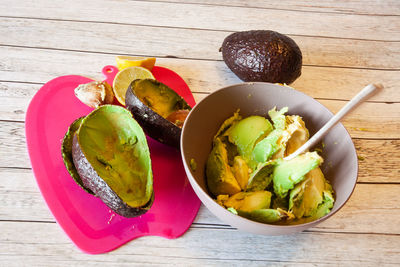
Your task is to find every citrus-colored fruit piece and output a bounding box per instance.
[116,56,156,71]
[112,66,155,106]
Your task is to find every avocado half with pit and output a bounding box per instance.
[125,79,191,148]
[62,105,153,217]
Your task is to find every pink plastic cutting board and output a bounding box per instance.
[25,65,201,254]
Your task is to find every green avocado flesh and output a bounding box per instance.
[206,108,334,225]
[236,208,294,224]
[76,105,153,208]
[228,115,273,162]
[131,79,191,119]
[273,151,323,199]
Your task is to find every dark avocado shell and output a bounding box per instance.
[221,30,302,84]
[64,105,154,217]
[125,79,191,148]
[61,117,94,195]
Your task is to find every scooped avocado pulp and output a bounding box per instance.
[220,30,302,84]
[125,79,191,148]
[206,107,334,225]
[63,105,153,217]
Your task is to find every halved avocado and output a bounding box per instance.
[71,105,154,217]
[125,79,191,148]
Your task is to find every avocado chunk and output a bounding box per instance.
[275,115,309,159]
[237,208,294,224]
[220,30,302,84]
[246,160,276,191]
[206,138,241,196]
[228,115,273,164]
[125,79,191,148]
[231,156,250,190]
[252,130,282,163]
[289,167,325,218]
[61,117,94,195]
[70,105,153,217]
[214,110,242,139]
[253,108,309,161]
[273,152,323,198]
[219,191,272,212]
[269,107,288,130]
[251,107,288,163]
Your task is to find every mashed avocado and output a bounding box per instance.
[205,107,335,225]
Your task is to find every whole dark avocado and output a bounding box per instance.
[220,30,302,84]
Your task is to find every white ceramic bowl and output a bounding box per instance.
[180,82,358,235]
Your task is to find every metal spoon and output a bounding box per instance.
[284,83,383,161]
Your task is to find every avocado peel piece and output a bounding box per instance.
[125,79,191,148]
[70,105,154,217]
[61,117,94,195]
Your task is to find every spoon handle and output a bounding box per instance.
[284,83,383,161]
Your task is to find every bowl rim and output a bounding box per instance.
[181,81,359,230]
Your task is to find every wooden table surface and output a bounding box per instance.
[2,0,400,266]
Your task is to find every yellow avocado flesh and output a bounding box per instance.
[133,79,189,119]
[220,191,272,212]
[232,156,250,190]
[78,106,152,207]
[206,138,241,196]
[289,167,325,218]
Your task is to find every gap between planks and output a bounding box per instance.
[129,0,400,17]
[1,15,399,43]
[1,43,399,71]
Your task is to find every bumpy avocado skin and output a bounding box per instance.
[61,117,94,195]
[221,30,302,84]
[125,79,191,148]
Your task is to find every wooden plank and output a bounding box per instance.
[152,0,400,15]
[0,220,399,266]
[2,0,400,41]
[3,90,398,137]
[1,167,400,235]
[1,47,399,103]
[1,18,400,70]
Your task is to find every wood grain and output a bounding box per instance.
[1,0,400,264]
[1,17,399,69]
[152,0,400,15]
[0,220,399,266]
[1,46,399,102]
[1,119,399,182]
[2,0,400,40]
[1,168,399,235]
